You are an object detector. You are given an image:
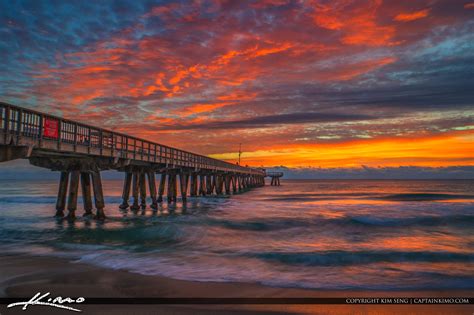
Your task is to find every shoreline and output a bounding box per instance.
[1,253,472,314]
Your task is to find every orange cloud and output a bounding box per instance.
[394,9,430,22]
[177,91,257,116]
[212,131,474,168]
[313,0,398,46]
[182,102,231,114]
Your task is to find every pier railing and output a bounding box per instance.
[0,102,264,175]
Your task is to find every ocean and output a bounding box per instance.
[0,178,473,290]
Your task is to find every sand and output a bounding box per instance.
[0,253,472,314]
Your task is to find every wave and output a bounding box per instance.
[379,193,474,201]
[250,250,474,266]
[265,193,474,202]
[201,214,474,231]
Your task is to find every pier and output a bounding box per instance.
[0,102,267,219]
[266,172,283,186]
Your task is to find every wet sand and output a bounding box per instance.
[0,254,472,314]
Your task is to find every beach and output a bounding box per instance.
[1,254,472,315]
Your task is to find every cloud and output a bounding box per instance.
[394,9,431,22]
[156,112,377,130]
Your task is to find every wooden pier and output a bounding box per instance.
[0,102,268,219]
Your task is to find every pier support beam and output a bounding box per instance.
[270,176,281,186]
[91,171,105,220]
[232,176,237,193]
[81,172,93,217]
[167,173,177,203]
[206,175,213,195]
[55,171,69,217]
[190,174,198,197]
[215,175,224,195]
[119,172,132,209]
[224,175,231,195]
[148,172,158,209]
[139,172,147,210]
[131,172,140,210]
[180,173,189,202]
[67,171,80,219]
[199,175,206,196]
[158,173,166,203]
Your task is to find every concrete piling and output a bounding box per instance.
[224,175,231,195]
[139,172,147,210]
[55,171,69,217]
[131,172,140,210]
[148,172,158,209]
[167,173,177,203]
[206,175,213,195]
[232,176,237,193]
[199,175,206,196]
[180,173,188,202]
[119,172,132,209]
[81,172,93,216]
[190,174,198,197]
[158,173,166,203]
[214,175,222,195]
[67,171,80,219]
[91,171,105,220]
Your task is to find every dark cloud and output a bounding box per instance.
[158,112,377,130]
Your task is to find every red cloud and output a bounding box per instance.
[313,0,398,46]
[394,9,431,22]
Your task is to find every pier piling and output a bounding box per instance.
[81,172,93,216]
[180,173,189,202]
[91,171,105,220]
[131,172,140,210]
[158,173,166,203]
[67,171,80,219]
[199,175,206,196]
[55,171,69,217]
[206,175,213,195]
[224,175,231,195]
[139,172,147,210]
[119,172,132,209]
[148,172,158,209]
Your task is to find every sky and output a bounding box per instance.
[0,0,473,174]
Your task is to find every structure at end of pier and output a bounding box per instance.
[266,171,283,186]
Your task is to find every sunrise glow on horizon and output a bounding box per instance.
[1,0,473,169]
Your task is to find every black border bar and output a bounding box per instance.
[1,298,473,305]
